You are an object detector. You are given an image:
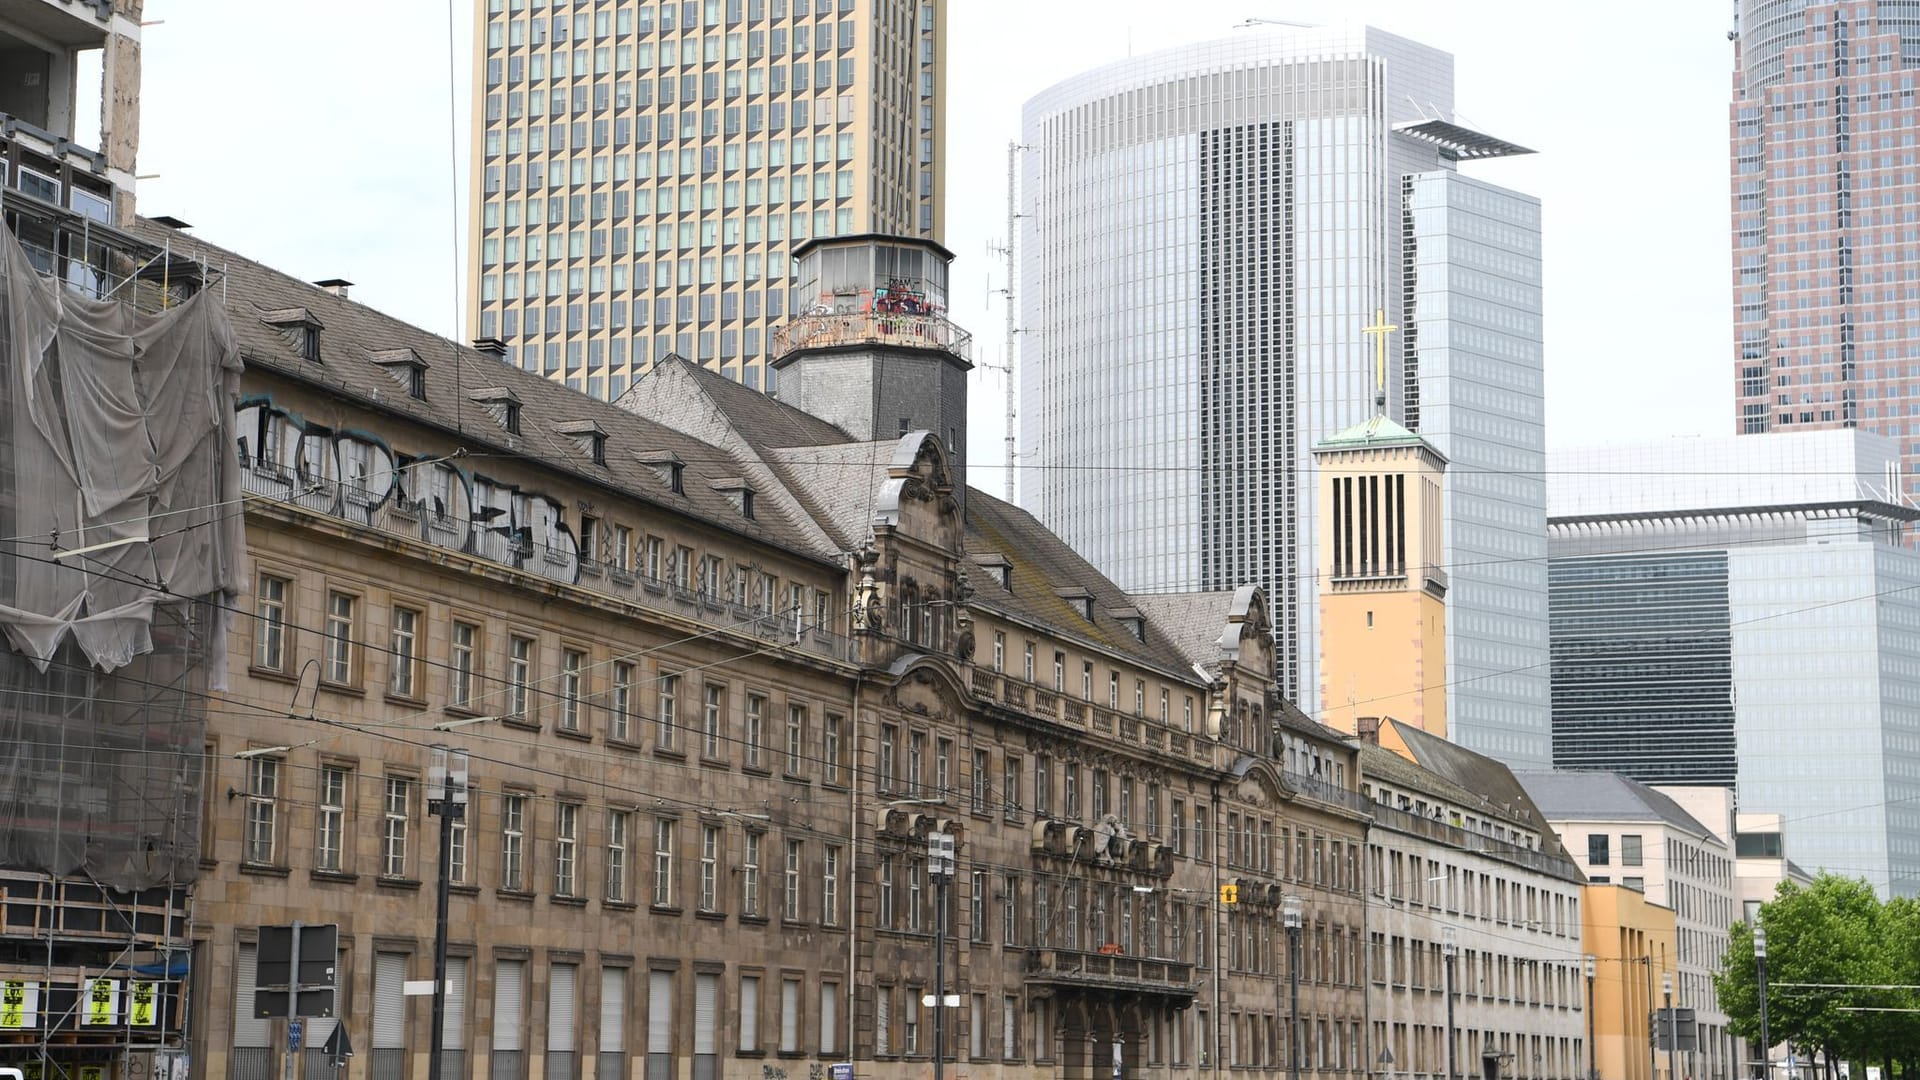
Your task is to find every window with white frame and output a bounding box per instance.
[244,757,280,865]
[700,825,720,911]
[744,691,763,767]
[652,819,675,906]
[316,764,348,872]
[451,621,478,709]
[560,649,585,732]
[786,705,806,774]
[390,606,421,698]
[554,803,580,896]
[255,574,288,671]
[502,793,528,891]
[380,776,412,878]
[784,840,803,921]
[743,831,762,916]
[324,591,357,685]
[657,675,679,750]
[606,809,630,903]
[507,635,533,720]
[611,662,634,741]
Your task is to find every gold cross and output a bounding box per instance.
[1362,308,1398,402]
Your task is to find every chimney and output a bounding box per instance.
[314,278,354,299]
[1355,716,1382,746]
[472,337,509,360]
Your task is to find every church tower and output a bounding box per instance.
[1314,413,1449,739]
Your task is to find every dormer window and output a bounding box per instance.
[369,349,429,401]
[711,478,758,520]
[1056,588,1096,623]
[974,554,1013,592]
[556,420,609,466]
[1108,609,1147,643]
[262,308,323,363]
[639,451,686,495]
[469,388,523,435]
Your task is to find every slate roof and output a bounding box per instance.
[1390,721,1560,836]
[662,355,856,454]
[130,219,838,568]
[1132,591,1240,669]
[1513,769,1728,848]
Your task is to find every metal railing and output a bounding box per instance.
[771,311,973,362]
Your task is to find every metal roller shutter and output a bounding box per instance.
[778,980,798,1053]
[738,977,758,1053]
[372,953,408,1080]
[444,958,468,1047]
[693,973,717,1080]
[493,960,525,1050]
[599,969,627,1053]
[233,943,269,1048]
[547,965,576,1051]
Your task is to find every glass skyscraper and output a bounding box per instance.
[468,0,945,400]
[1019,27,1549,765]
[1549,430,1920,897]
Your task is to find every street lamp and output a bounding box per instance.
[1755,928,1771,1080]
[928,831,956,1080]
[426,746,469,1080]
[1663,972,1677,1080]
[1282,895,1302,1080]
[1584,954,1597,1080]
[1442,927,1458,1080]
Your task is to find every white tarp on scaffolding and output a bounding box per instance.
[0,224,236,888]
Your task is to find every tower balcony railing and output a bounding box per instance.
[771,310,973,363]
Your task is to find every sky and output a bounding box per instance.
[130,0,1737,503]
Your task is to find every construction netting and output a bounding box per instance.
[0,224,241,888]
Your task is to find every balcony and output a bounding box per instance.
[1024,947,1195,1003]
[771,310,973,363]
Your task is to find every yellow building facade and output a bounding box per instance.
[1582,884,1680,1080]
[1313,415,1448,739]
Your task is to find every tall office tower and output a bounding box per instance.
[1547,430,1920,898]
[1731,0,1920,488]
[1020,27,1550,765]
[469,0,944,400]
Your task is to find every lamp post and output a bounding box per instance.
[1283,894,1302,1080]
[928,830,956,1080]
[1585,954,1597,1080]
[426,746,469,1080]
[1663,973,1677,1080]
[1754,928,1770,1080]
[1442,927,1458,1080]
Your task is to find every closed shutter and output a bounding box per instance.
[373,953,407,1048]
[738,977,758,1052]
[493,960,526,1050]
[818,985,836,1055]
[647,972,672,1053]
[443,958,469,1048]
[875,989,889,1056]
[693,974,717,1054]
[548,964,576,1052]
[600,970,627,1054]
[969,994,984,1059]
[778,979,798,1053]
[233,943,269,1048]
[1002,996,1015,1059]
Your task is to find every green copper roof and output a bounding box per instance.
[1314,413,1426,450]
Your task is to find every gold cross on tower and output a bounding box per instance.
[1362,308,1398,411]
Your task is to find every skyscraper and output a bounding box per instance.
[468,0,944,400]
[1731,0,1920,480]
[1019,27,1550,765]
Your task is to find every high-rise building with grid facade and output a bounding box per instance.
[1730,0,1920,480]
[468,0,945,400]
[1019,27,1551,766]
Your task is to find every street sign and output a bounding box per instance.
[920,994,961,1008]
[321,1023,355,1068]
[828,1064,852,1080]
[289,1019,304,1052]
[254,923,338,1018]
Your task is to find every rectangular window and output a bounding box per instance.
[822,845,840,925]
[554,803,580,896]
[560,649,586,731]
[1004,754,1021,821]
[819,983,838,1055]
[508,635,533,720]
[971,750,989,812]
[492,958,526,1080]
[879,725,897,791]
[255,574,288,670]
[780,978,801,1054]
[1621,834,1643,867]
[936,738,953,797]
[657,675,680,750]
[1588,834,1610,867]
[694,973,718,1080]
[970,870,986,943]
[823,714,843,784]
[600,968,628,1080]
[607,810,630,903]
[739,976,760,1052]
[908,731,925,793]
[784,840,803,921]
[743,832,763,916]
[244,757,280,865]
[653,819,676,906]
[451,621,478,708]
[1003,995,1018,1059]
[611,662,635,741]
[381,776,412,878]
[700,825,720,911]
[710,685,730,761]
[390,606,420,698]
[786,705,807,774]
[647,972,673,1080]
[325,591,357,685]
[502,793,527,891]
[316,764,348,872]
[876,988,890,1056]
[879,856,895,927]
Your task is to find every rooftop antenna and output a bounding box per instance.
[987,141,1030,503]
[1234,17,1317,29]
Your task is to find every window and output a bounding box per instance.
[381,776,412,878]
[876,988,891,1056]
[1002,875,1018,945]
[936,738,952,797]
[819,983,838,1055]
[244,757,280,865]
[1003,996,1018,1059]
[451,622,478,708]
[739,976,760,1052]
[255,574,288,671]
[971,750,989,812]
[1023,643,1035,682]
[992,633,1004,672]
[823,714,843,784]
[822,845,840,925]
[879,856,894,927]
[492,958,526,1080]
[548,963,578,1080]
[786,705,807,774]
[879,725,897,791]
[502,793,528,891]
[780,978,801,1053]
[325,591,357,684]
[560,649,586,732]
[904,997,919,1055]
[744,691,763,767]
[1621,835,1643,867]
[908,731,925,793]
[700,825,720,911]
[970,870,986,943]
[316,765,349,872]
[611,662,634,741]
[1003,754,1020,821]
[647,972,673,1080]
[555,803,580,896]
[652,819,676,906]
[784,840,803,921]
[657,675,680,750]
[607,810,630,903]
[1588,834,1610,867]
[508,635,534,720]
[390,606,421,697]
[1623,876,1646,891]
[743,831,763,916]
[1034,757,1051,816]
[706,680,725,757]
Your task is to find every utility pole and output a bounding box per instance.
[928,831,956,1080]
[1283,895,1302,1080]
[1754,929,1770,1080]
[1443,928,1458,1080]
[1663,972,1677,1080]
[1586,954,1598,1080]
[427,746,469,1080]
[987,141,1028,502]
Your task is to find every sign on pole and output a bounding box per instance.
[828,1064,853,1080]
[254,923,338,1018]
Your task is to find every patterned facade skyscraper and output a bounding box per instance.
[468,0,945,400]
[1731,0,1920,471]
[1020,27,1551,766]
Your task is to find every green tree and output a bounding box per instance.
[1715,875,1888,1069]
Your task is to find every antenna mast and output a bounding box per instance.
[989,140,1027,503]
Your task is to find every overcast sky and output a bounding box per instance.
[134,1,1735,502]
